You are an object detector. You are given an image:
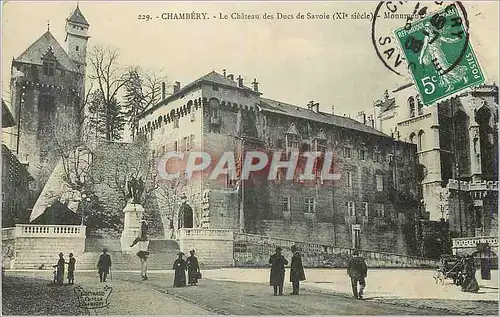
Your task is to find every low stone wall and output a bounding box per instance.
[4,225,86,269]
[234,233,438,268]
[178,228,234,267]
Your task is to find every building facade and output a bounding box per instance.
[374,84,498,242]
[137,71,422,255]
[6,5,89,201]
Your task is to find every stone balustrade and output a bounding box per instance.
[234,233,438,268]
[452,236,498,248]
[447,179,499,191]
[15,224,86,238]
[1,227,15,241]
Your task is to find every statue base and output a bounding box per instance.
[120,202,145,254]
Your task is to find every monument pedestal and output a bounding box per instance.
[120,203,145,253]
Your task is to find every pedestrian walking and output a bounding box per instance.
[269,247,288,296]
[289,245,305,295]
[172,252,188,287]
[186,250,200,286]
[66,253,76,285]
[347,250,368,299]
[97,248,112,283]
[53,252,65,286]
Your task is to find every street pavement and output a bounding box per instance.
[3,269,498,315]
[201,268,499,301]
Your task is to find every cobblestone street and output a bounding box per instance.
[3,269,498,315]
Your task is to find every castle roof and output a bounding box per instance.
[141,71,256,116]
[67,5,89,26]
[259,98,389,138]
[13,31,75,71]
[2,99,16,128]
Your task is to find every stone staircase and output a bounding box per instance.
[74,238,180,270]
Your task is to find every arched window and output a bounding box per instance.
[409,133,417,145]
[418,130,425,151]
[408,97,415,118]
[417,96,424,115]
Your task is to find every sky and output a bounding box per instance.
[2,1,499,118]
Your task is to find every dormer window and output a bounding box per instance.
[43,61,55,77]
[287,134,299,149]
[76,46,79,52]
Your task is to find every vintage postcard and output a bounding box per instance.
[1,1,498,315]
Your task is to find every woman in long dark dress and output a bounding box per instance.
[172,252,188,287]
[53,252,65,285]
[269,247,288,295]
[186,250,200,286]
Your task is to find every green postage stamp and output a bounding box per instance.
[394,4,485,106]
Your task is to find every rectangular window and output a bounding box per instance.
[174,117,179,129]
[189,134,195,150]
[43,61,55,77]
[346,201,355,217]
[151,150,156,159]
[344,147,352,159]
[363,202,369,217]
[380,205,385,217]
[162,145,166,155]
[76,45,79,52]
[359,149,366,161]
[174,141,178,152]
[282,197,291,213]
[304,197,314,213]
[347,171,352,188]
[376,175,384,191]
[191,111,195,122]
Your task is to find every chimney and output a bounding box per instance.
[227,74,234,81]
[173,81,181,93]
[223,69,227,77]
[331,106,335,115]
[314,103,319,113]
[252,78,259,92]
[161,82,166,100]
[237,75,243,88]
[356,111,366,124]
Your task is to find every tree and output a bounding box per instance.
[88,46,129,141]
[123,67,168,140]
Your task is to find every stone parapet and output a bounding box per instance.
[452,236,498,248]
[178,228,234,267]
[447,179,499,191]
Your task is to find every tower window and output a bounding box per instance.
[76,46,79,52]
[43,61,55,76]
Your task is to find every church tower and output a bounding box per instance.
[65,4,90,72]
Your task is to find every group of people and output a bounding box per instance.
[172,250,201,287]
[52,252,76,286]
[269,246,368,299]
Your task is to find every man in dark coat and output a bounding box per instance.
[289,245,306,295]
[53,252,65,286]
[269,247,288,295]
[347,250,368,299]
[97,248,112,282]
[66,253,76,285]
[186,250,200,286]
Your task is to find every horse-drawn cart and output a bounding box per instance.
[434,254,464,285]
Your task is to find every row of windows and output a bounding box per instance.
[346,201,385,218]
[279,196,386,218]
[345,172,384,191]
[151,134,196,158]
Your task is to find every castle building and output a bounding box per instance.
[6,5,90,201]
[137,71,422,255]
[374,83,498,242]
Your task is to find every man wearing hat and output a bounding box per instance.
[97,248,112,282]
[289,245,306,295]
[187,250,200,286]
[269,247,288,295]
[347,250,368,299]
[53,252,65,286]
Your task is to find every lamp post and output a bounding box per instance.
[80,192,91,226]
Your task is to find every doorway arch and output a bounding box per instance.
[178,204,194,229]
